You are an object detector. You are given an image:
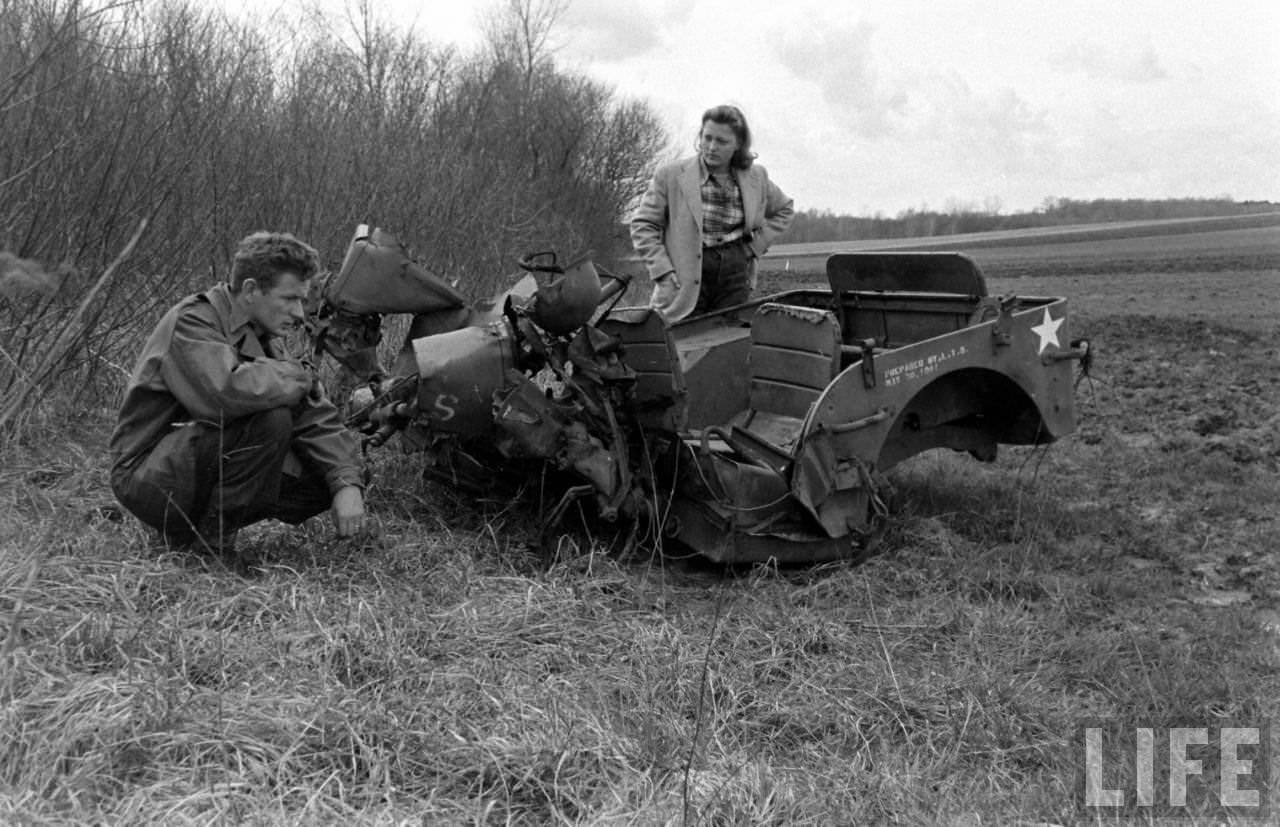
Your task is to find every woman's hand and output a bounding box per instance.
[653,271,680,305]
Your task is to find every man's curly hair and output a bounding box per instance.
[230,231,320,292]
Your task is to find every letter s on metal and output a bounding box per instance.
[432,394,458,421]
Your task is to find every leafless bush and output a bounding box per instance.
[0,0,666,429]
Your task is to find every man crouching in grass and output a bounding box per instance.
[109,231,365,573]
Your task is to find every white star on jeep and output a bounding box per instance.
[1031,308,1063,354]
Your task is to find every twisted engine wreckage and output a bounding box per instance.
[307,225,1090,564]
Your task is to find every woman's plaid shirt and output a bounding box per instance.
[700,170,747,247]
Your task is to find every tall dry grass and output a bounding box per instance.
[4,305,1279,824]
[3,1,1278,822]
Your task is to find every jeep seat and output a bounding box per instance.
[728,303,842,471]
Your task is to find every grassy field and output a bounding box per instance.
[2,218,1279,824]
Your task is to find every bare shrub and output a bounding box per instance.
[0,0,667,429]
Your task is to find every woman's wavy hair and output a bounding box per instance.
[700,104,756,170]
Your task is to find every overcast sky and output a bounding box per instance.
[255,0,1280,217]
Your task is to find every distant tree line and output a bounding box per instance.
[0,0,666,424]
[783,197,1280,244]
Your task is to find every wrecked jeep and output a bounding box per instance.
[308,225,1088,564]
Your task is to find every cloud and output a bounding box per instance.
[1049,41,1170,83]
[774,15,1051,153]
[560,1,692,62]
[767,12,1067,212]
[878,80,1058,213]
[775,19,908,139]
[917,75,1054,162]
[1045,96,1280,203]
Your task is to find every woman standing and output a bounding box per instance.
[630,104,795,321]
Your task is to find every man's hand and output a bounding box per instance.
[653,271,680,305]
[299,358,325,402]
[330,485,365,537]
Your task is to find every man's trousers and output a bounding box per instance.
[111,407,333,545]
